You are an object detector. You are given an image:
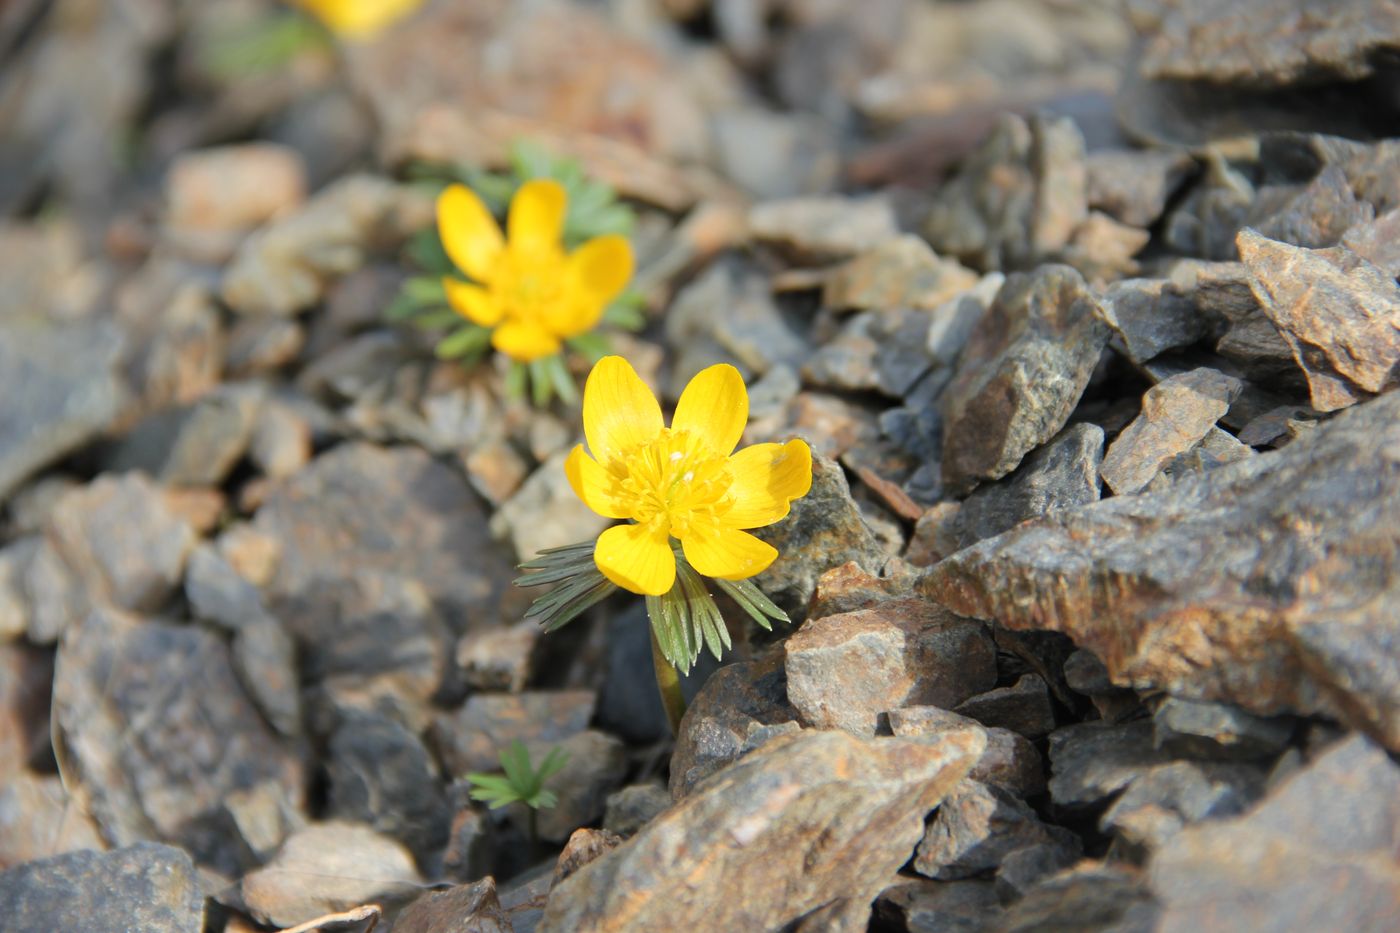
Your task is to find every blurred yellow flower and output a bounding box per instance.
[295,0,423,38]
[438,180,634,363]
[566,357,812,596]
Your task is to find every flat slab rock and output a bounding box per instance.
[923,388,1400,751]
[539,729,984,932]
[0,842,203,933]
[1149,733,1400,931]
[254,442,515,625]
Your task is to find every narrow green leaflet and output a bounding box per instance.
[435,326,491,360]
[713,577,789,632]
[466,739,570,810]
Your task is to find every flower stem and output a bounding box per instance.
[650,625,687,735]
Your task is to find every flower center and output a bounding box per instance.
[611,428,734,538]
[491,247,567,328]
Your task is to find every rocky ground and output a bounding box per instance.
[2,0,1400,931]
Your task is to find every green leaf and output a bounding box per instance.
[537,746,571,782]
[528,358,555,407]
[511,139,557,180]
[435,326,491,359]
[713,577,790,629]
[405,227,456,275]
[602,292,647,331]
[566,332,611,362]
[544,354,579,406]
[505,361,529,400]
[532,789,559,809]
[412,309,465,331]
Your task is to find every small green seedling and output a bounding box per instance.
[466,740,569,842]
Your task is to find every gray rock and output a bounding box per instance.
[954,674,1056,740]
[1096,278,1210,364]
[52,608,304,873]
[538,729,984,932]
[1251,164,1375,250]
[711,107,836,200]
[1149,734,1400,932]
[230,614,302,738]
[670,652,802,799]
[432,691,597,778]
[940,265,1110,494]
[1086,148,1195,229]
[749,195,900,263]
[664,261,807,386]
[456,620,539,694]
[923,113,1087,273]
[824,235,980,314]
[536,730,629,844]
[1102,759,1266,851]
[0,317,129,504]
[0,843,202,933]
[954,423,1103,549]
[440,801,497,885]
[785,598,996,736]
[995,842,1081,901]
[999,862,1158,933]
[1048,721,1172,809]
[803,308,940,398]
[491,451,609,562]
[914,779,1079,881]
[240,822,423,928]
[0,770,105,870]
[1152,697,1294,761]
[105,384,263,487]
[1238,228,1400,412]
[327,711,449,867]
[1341,206,1400,278]
[888,706,1045,800]
[249,401,313,479]
[875,878,1002,933]
[603,783,671,837]
[1100,368,1242,495]
[923,389,1400,751]
[754,455,887,619]
[1136,0,1400,88]
[184,544,264,629]
[395,877,511,933]
[254,442,516,627]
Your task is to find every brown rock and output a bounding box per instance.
[1100,368,1242,495]
[1086,148,1195,229]
[0,770,106,869]
[923,387,1400,753]
[1101,759,1265,852]
[1238,228,1400,412]
[553,828,624,888]
[954,674,1056,740]
[1048,721,1174,809]
[432,691,597,778]
[940,265,1110,494]
[535,731,628,844]
[538,729,985,932]
[998,861,1158,932]
[1149,733,1400,931]
[823,235,979,313]
[914,779,1079,881]
[806,559,918,619]
[669,652,803,799]
[165,143,306,261]
[888,706,1045,799]
[395,877,510,933]
[749,195,900,263]
[785,598,996,736]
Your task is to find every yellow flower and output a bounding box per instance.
[566,357,812,596]
[295,0,423,38]
[437,180,634,363]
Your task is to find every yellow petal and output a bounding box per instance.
[681,526,778,581]
[596,522,675,596]
[544,295,608,340]
[583,356,663,464]
[297,0,422,37]
[508,179,567,254]
[565,445,630,520]
[438,184,503,282]
[491,320,561,362]
[443,278,502,326]
[672,363,748,457]
[568,234,634,302]
[725,438,813,528]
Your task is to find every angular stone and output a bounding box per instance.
[940,266,1110,494]
[0,639,50,775]
[914,779,1079,881]
[1096,278,1210,364]
[954,423,1103,549]
[785,598,996,736]
[53,609,304,873]
[432,691,597,778]
[999,862,1158,932]
[1252,164,1375,250]
[603,784,671,837]
[491,451,609,561]
[1152,697,1295,761]
[1238,228,1400,412]
[165,143,306,253]
[1149,734,1400,932]
[1136,0,1400,88]
[1059,212,1150,282]
[241,822,423,928]
[954,674,1056,740]
[1048,721,1172,809]
[395,877,510,933]
[553,828,625,888]
[1102,759,1266,851]
[753,455,887,619]
[875,878,1002,933]
[0,771,105,870]
[749,195,899,263]
[184,545,263,629]
[0,843,202,933]
[995,842,1081,901]
[923,390,1400,749]
[539,729,984,932]
[536,730,629,844]
[806,559,918,620]
[923,114,1086,273]
[221,175,409,316]
[249,402,312,480]
[888,706,1045,799]
[1100,368,1242,496]
[1086,148,1194,229]
[254,442,515,625]
[670,652,802,799]
[455,620,538,694]
[802,308,939,398]
[664,260,807,386]
[327,712,449,867]
[823,235,979,313]
[1341,206,1400,278]
[0,316,129,504]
